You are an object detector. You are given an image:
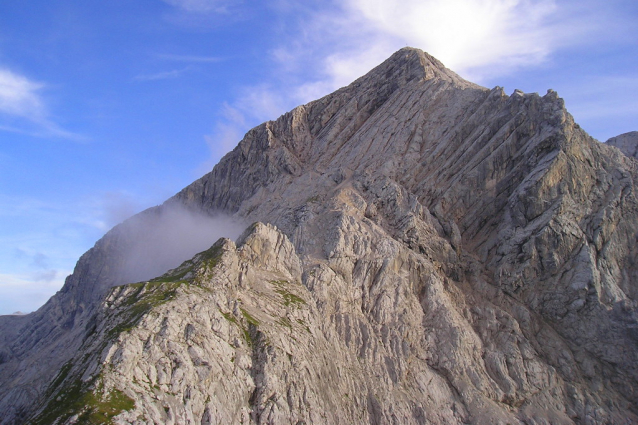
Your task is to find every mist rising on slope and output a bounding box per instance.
[115,203,245,284]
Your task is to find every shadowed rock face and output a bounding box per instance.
[2,47,638,424]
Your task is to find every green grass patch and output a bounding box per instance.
[107,281,182,339]
[201,243,224,270]
[296,319,311,333]
[280,292,306,307]
[242,328,254,347]
[277,317,292,328]
[150,262,193,283]
[30,378,135,425]
[77,388,136,424]
[149,241,224,284]
[220,308,257,347]
[44,361,73,397]
[240,308,260,326]
[271,280,307,307]
[220,311,238,325]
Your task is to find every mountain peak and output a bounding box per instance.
[3,47,638,424]
[351,46,477,91]
[391,46,451,73]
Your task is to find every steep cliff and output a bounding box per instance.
[1,47,637,424]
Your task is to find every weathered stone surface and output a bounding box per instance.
[1,47,638,424]
[607,131,638,159]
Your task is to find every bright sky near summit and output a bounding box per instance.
[0,0,636,315]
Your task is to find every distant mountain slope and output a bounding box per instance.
[1,47,637,424]
[607,131,638,159]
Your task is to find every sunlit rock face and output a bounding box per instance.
[2,47,638,424]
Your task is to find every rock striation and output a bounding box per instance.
[1,47,638,424]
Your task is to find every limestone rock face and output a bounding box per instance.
[2,47,638,424]
[607,131,638,159]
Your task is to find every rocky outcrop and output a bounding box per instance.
[2,47,638,424]
[607,131,638,159]
[0,205,242,422]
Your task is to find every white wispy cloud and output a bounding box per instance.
[206,102,245,147]
[0,195,85,314]
[0,189,157,314]
[157,53,224,63]
[0,69,45,117]
[0,271,70,314]
[345,0,558,73]
[233,84,288,123]
[0,68,84,140]
[160,0,245,31]
[265,0,572,98]
[198,102,249,175]
[96,191,143,230]
[162,0,233,13]
[134,67,192,81]
[557,74,638,141]
[198,84,291,175]
[564,75,638,119]
[265,0,619,98]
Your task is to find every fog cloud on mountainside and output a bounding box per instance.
[116,203,245,284]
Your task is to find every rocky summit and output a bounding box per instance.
[1,47,638,424]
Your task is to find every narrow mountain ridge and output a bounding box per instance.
[1,47,637,424]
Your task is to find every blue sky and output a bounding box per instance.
[0,0,636,314]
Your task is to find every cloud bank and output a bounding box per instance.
[0,272,68,315]
[115,202,245,284]
[344,0,559,73]
[272,0,580,102]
